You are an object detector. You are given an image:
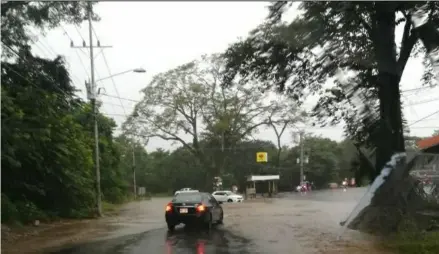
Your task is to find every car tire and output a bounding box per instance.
[206,213,212,231]
[217,210,224,225]
[167,223,175,232]
[227,199,233,203]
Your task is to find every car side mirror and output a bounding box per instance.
[218,201,223,204]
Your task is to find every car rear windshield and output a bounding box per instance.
[172,193,202,203]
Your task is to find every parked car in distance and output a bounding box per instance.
[212,190,244,203]
[165,192,224,231]
[174,187,199,196]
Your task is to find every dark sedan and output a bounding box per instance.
[165,192,224,231]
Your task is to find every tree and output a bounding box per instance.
[222,1,439,178]
[123,54,274,189]
[75,104,130,204]
[298,135,342,188]
[267,96,306,167]
[1,54,96,221]
[1,1,97,53]
[222,3,439,232]
[0,1,125,223]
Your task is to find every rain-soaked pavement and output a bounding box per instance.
[2,188,394,254]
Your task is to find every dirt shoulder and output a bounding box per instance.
[2,219,104,254]
[1,198,168,254]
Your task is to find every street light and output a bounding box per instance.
[86,67,146,206]
[95,68,146,83]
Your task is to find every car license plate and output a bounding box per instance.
[179,208,188,213]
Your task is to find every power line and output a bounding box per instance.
[58,24,90,77]
[1,62,89,116]
[406,97,439,106]
[401,86,438,93]
[89,17,138,199]
[101,93,140,103]
[408,109,439,127]
[102,54,128,115]
[90,26,127,120]
[99,93,439,111]
[102,101,132,109]
[74,25,86,44]
[72,24,101,79]
[1,42,76,97]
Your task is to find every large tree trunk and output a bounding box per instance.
[376,73,405,176]
[373,6,406,178]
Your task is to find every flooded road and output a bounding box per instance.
[3,188,393,254]
[51,227,254,254]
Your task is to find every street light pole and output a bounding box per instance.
[69,3,145,215]
[95,68,146,83]
[132,141,137,199]
[73,3,112,217]
[299,131,305,185]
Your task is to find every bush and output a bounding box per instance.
[382,216,439,254]
[1,194,49,224]
[103,188,127,204]
[1,194,19,223]
[384,231,439,254]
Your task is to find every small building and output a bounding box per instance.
[246,175,280,199]
[415,135,439,184]
[417,135,439,154]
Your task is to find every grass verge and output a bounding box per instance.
[102,201,121,216]
[381,231,439,254]
[149,192,173,198]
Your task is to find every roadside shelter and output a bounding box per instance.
[246,175,280,198]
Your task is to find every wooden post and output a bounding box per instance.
[268,181,272,197]
[254,181,257,198]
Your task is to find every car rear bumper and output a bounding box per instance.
[165,212,209,225]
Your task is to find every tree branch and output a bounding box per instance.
[397,15,417,76]
[1,1,27,17]
[357,15,373,38]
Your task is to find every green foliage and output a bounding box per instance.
[123,135,363,194]
[222,1,439,178]
[0,1,129,223]
[123,54,295,187]
[1,1,98,53]
[383,231,439,254]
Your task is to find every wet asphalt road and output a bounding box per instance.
[51,226,254,254]
[43,188,385,254]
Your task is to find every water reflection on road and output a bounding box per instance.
[164,226,253,254]
[52,225,254,254]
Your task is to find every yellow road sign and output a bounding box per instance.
[256,152,268,162]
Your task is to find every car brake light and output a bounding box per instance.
[165,203,172,212]
[196,204,205,212]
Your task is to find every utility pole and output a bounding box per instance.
[132,142,137,199]
[71,2,112,217]
[299,131,305,185]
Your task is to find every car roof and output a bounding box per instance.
[176,191,209,195]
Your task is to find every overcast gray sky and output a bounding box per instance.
[32,2,438,151]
